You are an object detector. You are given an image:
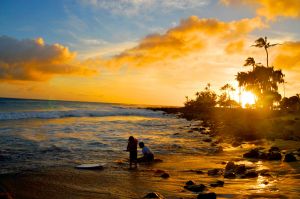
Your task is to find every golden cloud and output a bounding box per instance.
[221,0,300,20]
[225,40,245,54]
[0,36,96,81]
[102,16,265,68]
[273,41,300,69]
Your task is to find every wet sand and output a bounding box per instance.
[1,139,299,199]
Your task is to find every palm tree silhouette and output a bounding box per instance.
[244,57,256,71]
[252,36,279,67]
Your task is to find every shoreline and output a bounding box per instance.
[1,108,299,198]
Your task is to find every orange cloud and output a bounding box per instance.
[273,41,300,69]
[225,40,245,54]
[0,36,95,81]
[221,0,300,20]
[102,16,265,68]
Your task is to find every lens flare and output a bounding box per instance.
[241,91,256,108]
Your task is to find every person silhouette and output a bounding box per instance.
[138,142,154,162]
[126,136,138,169]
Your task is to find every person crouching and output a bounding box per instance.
[138,142,154,162]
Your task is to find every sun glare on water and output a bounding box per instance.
[241,91,256,108]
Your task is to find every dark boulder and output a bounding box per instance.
[144,192,165,198]
[267,151,282,160]
[225,161,236,172]
[284,153,297,162]
[153,159,163,163]
[244,170,258,178]
[184,184,206,192]
[208,168,223,176]
[160,173,170,178]
[154,169,165,174]
[231,141,241,147]
[203,138,212,142]
[258,152,268,159]
[224,171,236,179]
[197,192,217,199]
[185,180,195,186]
[243,148,260,158]
[210,180,224,187]
[196,170,204,174]
[269,146,280,152]
[235,164,246,175]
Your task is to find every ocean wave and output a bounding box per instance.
[0,108,164,120]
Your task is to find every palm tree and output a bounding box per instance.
[252,36,279,67]
[220,83,235,100]
[244,57,256,71]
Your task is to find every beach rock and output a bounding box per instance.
[153,159,163,163]
[144,192,165,198]
[197,192,217,199]
[160,173,170,178]
[235,164,246,175]
[244,170,258,178]
[232,141,241,147]
[203,138,212,142]
[243,148,260,158]
[284,153,297,162]
[269,146,280,152]
[154,169,165,174]
[185,180,195,186]
[267,151,282,160]
[184,184,206,192]
[224,171,236,179]
[210,180,224,187]
[208,168,223,176]
[258,152,268,159]
[212,146,223,153]
[225,161,235,172]
[196,170,204,174]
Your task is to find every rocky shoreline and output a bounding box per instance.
[1,109,299,199]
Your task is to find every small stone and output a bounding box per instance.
[208,168,222,176]
[267,152,282,160]
[225,161,236,172]
[197,192,217,199]
[144,192,165,198]
[284,153,297,162]
[203,138,212,142]
[235,164,246,175]
[231,141,241,147]
[161,173,170,178]
[224,171,236,179]
[185,180,195,185]
[184,184,206,192]
[245,170,258,178]
[210,180,224,187]
[154,169,165,174]
[269,146,280,152]
[243,148,260,158]
[196,170,204,174]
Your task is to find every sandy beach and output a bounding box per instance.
[1,138,299,199]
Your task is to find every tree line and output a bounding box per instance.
[184,37,300,113]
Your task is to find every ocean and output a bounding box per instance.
[0,98,203,174]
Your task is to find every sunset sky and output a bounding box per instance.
[1,0,300,105]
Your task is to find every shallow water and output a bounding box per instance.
[0,98,299,198]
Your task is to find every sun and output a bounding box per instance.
[241,91,256,108]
